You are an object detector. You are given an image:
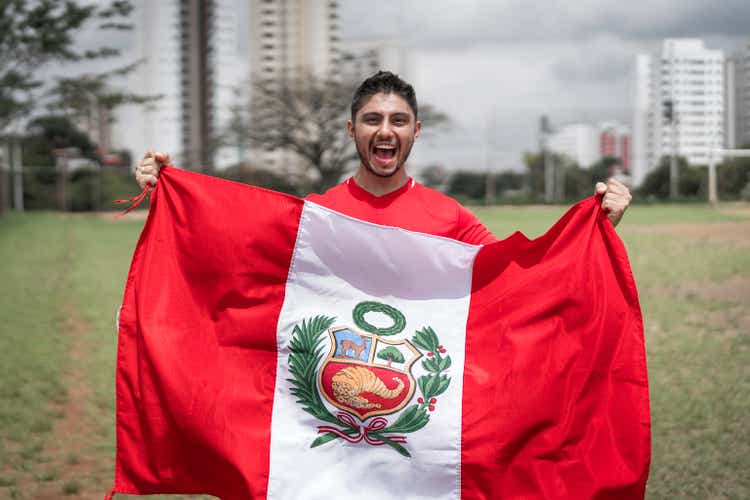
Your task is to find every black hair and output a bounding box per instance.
[350,70,418,121]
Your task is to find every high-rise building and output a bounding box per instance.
[547,121,630,169]
[248,0,340,84]
[180,0,215,172]
[116,1,182,168]
[632,39,725,185]
[246,0,341,173]
[340,39,410,83]
[547,123,599,168]
[599,122,631,171]
[726,39,750,148]
[114,0,243,170]
[632,54,653,186]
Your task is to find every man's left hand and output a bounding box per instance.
[595,179,632,227]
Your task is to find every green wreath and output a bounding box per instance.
[352,301,406,336]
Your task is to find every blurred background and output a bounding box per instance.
[0,1,748,498]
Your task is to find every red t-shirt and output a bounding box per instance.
[305,177,498,245]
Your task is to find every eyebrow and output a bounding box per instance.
[361,112,411,120]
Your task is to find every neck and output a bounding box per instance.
[352,164,409,197]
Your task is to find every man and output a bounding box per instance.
[135,71,632,240]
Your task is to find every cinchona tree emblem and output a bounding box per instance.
[288,301,453,457]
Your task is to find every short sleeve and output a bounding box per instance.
[454,205,498,245]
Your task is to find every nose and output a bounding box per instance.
[377,121,394,140]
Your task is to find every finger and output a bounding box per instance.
[141,174,158,187]
[604,194,628,212]
[605,182,628,196]
[140,163,158,176]
[595,182,607,195]
[606,179,629,195]
[144,149,155,160]
[154,151,170,165]
[605,185,633,204]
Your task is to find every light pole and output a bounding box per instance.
[11,137,23,211]
[540,115,554,203]
[484,111,497,205]
[663,99,679,199]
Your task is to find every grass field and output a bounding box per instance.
[0,202,748,499]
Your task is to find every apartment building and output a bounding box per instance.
[632,39,725,185]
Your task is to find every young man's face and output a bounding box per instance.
[348,92,422,178]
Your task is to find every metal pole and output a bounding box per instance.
[668,51,679,199]
[541,116,554,203]
[669,115,678,199]
[12,138,23,211]
[95,165,102,212]
[0,142,8,215]
[544,151,552,202]
[485,112,496,205]
[708,153,717,204]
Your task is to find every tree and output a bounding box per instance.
[447,170,487,201]
[244,76,359,193]
[523,151,572,200]
[0,0,136,131]
[46,63,160,144]
[637,156,704,199]
[21,114,98,210]
[717,156,750,198]
[377,346,404,367]
[419,164,449,191]
[240,74,450,194]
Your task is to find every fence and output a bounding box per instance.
[0,163,141,213]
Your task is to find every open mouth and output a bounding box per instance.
[372,144,397,164]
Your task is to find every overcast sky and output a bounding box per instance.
[336,0,749,171]
[56,0,749,172]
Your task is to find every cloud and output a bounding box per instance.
[340,0,748,171]
[341,0,750,48]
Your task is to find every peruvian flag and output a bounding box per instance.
[113,167,650,499]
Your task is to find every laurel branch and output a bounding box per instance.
[379,327,452,437]
[288,317,452,458]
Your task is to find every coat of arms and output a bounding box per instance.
[288,302,452,457]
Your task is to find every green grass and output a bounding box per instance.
[0,213,69,483]
[473,201,749,239]
[1,204,748,499]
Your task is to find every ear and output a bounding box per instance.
[414,120,422,139]
[347,119,354,139]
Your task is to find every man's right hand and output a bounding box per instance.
[135,150,170,189]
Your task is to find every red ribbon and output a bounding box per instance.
[113,185,150,217]
[113,163,172,217]
[318,412,407,446]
